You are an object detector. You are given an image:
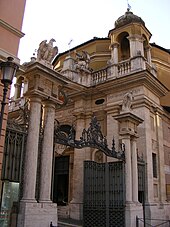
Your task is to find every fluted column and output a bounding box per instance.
[22,96,42,201]
[39,102,56,202]
[131,137,138,203]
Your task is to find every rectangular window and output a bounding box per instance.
[152,153,157,178]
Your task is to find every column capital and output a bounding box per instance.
[145,44,152,51]
[127,34,145,42]
[110,42,119,50]
[115,112,143,137]
[29,95,42,104]
[42,100,56,109]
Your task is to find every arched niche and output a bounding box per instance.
[117,32,130,62]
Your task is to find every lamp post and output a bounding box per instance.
[0,57,19,136]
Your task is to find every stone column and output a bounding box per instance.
[39,102,56,202]
[145,45,152,65]
[14,82,21,99]
[131,137,138,203]
[23,78,28,94]
[122,135,133,203]
[110,42,119,64]
[110,43,119,78]
[22,96,42,201]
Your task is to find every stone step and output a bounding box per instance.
[58,218,82,227]
[58,221,82,227]
[57,206,69,219]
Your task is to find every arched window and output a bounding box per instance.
[117,32,130,61]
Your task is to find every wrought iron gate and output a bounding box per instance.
[83,160,125,227]
[2,126,27,182]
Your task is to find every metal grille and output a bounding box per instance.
[83,161,125,227]
[2,128,27,182]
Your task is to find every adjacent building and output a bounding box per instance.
[0,0,26,225]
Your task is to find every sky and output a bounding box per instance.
[18,0,170,64]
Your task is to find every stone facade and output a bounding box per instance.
[4,9,170,227]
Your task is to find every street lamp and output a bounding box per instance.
[0,57,19,136]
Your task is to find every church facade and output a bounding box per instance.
[2,9,170,227]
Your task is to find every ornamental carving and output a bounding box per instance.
[54,116,125,160]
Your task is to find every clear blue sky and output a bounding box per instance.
[18,0,170,63]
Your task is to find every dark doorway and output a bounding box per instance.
[53,156,69,205]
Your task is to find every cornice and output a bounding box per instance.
[0,19,25,38]
[152,59,170,71]
[91,71,168,99]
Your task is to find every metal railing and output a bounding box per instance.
[136,216,170,227]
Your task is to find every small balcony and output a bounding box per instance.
[91,57,155,86]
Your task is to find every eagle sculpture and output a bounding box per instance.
[37,38,58,63]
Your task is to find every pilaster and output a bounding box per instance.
[155,108,166,204]
[69,112,85,220]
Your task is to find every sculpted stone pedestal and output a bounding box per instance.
[17,202,57,227]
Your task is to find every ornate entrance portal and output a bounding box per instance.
[54,116,126,226]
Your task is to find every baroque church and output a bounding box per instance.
[1,9,170,227]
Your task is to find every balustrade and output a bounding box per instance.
[117,60,131,76]
[91,68,107,85]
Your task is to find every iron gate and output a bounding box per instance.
[2,126,27,182]
[83,160,125,227]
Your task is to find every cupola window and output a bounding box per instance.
[117,32,130,61]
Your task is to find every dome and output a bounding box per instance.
[115,9,145,28]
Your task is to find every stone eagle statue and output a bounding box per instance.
[37,38,58,63]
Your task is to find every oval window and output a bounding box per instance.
[95,99,105,105]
